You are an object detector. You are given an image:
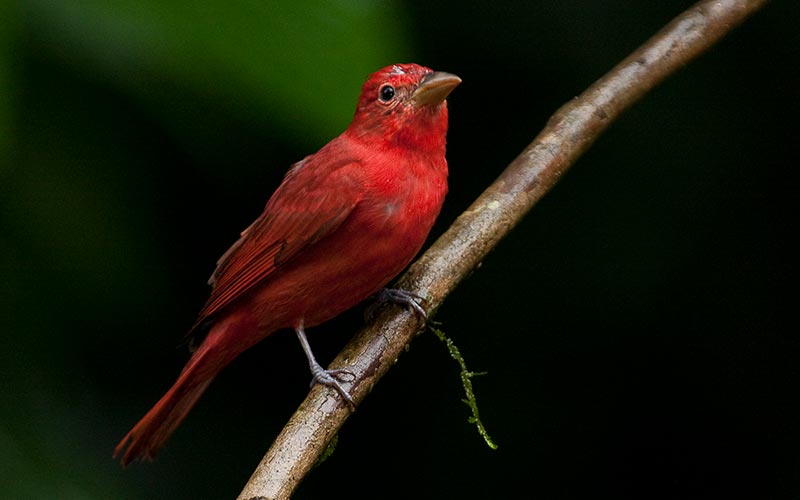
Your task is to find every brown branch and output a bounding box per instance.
[237,0,770,498]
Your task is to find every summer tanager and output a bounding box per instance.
[114,63,460,465]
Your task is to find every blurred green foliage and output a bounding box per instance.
[1,1,798,499]
[23,0,410,141]
[0,1,14,163]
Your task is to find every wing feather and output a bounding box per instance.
[191,157,364,330]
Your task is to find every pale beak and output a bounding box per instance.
[412,71,461,106]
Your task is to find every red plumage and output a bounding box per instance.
[115,63,460,465]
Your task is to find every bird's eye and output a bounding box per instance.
[378,85,395,102]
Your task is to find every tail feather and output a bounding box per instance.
[114,350,218,466]
[115,311,263,465]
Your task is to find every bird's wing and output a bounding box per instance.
[192,157,364,329]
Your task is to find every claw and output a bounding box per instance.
[309,364,355,406]
[367,288,428,322]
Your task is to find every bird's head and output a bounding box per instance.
[347,63,461,153]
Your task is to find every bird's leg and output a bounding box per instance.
[294,324,355,406]
[366,288,428,322]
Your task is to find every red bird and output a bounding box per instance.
[114,63,460,465]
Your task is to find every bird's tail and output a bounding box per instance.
[114,317,255,466]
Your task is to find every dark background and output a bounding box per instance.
[1,1,797,498]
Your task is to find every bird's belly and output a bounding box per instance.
[246,202,435,330]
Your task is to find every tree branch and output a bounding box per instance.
[237,0,769,498]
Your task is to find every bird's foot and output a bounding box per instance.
[366,288,428,322]
[309,362,356,406]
